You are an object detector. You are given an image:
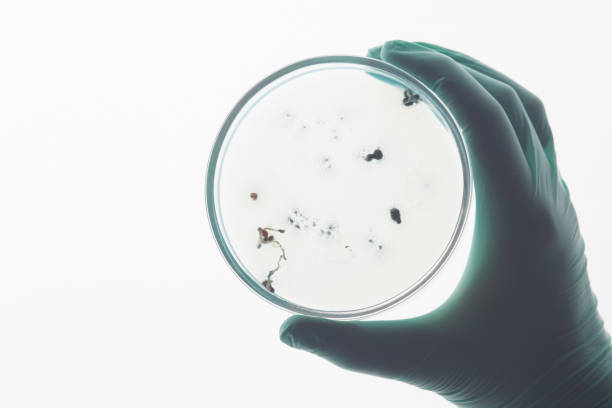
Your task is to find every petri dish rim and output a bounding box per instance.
[206,55,472,320]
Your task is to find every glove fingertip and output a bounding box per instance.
[279,315,301,347]
[279,315,324,351]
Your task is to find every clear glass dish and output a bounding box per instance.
[206,56,471,319]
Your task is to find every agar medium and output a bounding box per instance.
[206,56,471,319]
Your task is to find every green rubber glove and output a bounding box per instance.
[279,41,612,407]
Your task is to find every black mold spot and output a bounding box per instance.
[403,89,420,106]
[365,148,383,162]
[390,208,402,224]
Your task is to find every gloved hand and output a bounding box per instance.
[279,41,612,407]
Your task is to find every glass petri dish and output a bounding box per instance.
[206,56,471,319]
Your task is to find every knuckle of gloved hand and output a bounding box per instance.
[424,51,456,67]
[496,83,522,109]
[523,92,546,119]
[417,52,459,78]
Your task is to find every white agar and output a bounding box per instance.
[217,67,463,311]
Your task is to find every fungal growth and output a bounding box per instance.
[257,227,287,293]
[287,209,313,230]
[321,156,332,169]
[403,89,420,106]
[320,223,338,238]
[364,148,383,162]
[390,207,402,224]
[368,238,384,250]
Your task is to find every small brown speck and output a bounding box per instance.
[250,192,258,200]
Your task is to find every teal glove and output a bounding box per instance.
[279,41,612,407]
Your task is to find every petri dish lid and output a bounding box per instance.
[206,56,471,319]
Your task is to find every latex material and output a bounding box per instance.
[279,41,612,407]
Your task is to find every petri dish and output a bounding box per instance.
[206,56,471,319]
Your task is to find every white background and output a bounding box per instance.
[1,1,611,407]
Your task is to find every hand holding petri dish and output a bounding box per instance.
[206,56,471,319]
